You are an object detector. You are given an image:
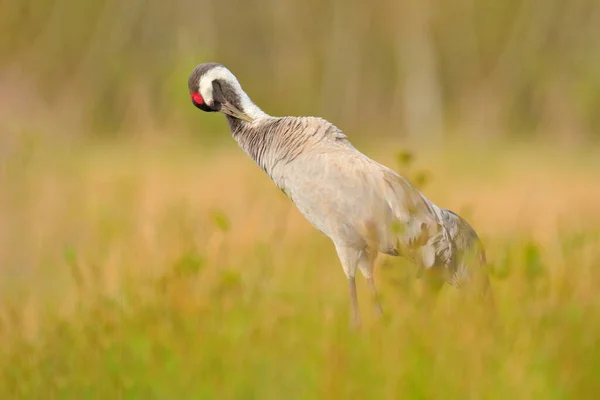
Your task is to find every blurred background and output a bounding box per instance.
[1,0,600,398]
[2,0,600,142]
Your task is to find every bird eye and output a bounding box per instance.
[191,92,204,105]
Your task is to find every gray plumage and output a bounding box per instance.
[188,62,492,327]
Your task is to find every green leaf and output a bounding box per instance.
[211,210,231,233]
[395,150,414,168]
[173,251,205,277]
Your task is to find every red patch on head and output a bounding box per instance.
[191,92,204,105]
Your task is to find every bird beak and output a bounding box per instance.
[220,101,254,123]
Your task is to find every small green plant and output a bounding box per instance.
[172,251,205,278]
[395,148,433,191]
[523,240,545,283]
[211,210,231,233]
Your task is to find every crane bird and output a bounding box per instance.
[188,62,493,327]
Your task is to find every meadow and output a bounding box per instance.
[1,132,599,399]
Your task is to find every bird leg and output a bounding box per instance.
[358,250,383,318]
[366,277,383,318]
[348,277,362,329]
[335,245,362,329]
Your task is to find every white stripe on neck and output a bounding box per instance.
[198,66,268,120]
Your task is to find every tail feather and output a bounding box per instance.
[379,168,495,306]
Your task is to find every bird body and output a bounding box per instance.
[188,63,492,326]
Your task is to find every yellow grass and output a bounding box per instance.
[0,133,599,398]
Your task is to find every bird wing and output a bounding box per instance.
[315,137,448,267]
[377,165,451,268]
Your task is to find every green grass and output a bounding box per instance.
[0,137,599,399]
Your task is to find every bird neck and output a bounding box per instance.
[234,89,268,121]
[226,114,277,175]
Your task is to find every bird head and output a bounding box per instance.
[187,62,256,123]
